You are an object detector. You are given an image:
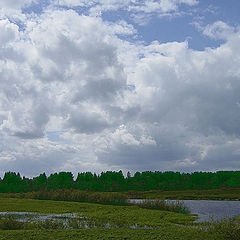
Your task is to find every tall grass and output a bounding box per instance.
[0,189,128,206]
[0,215,25,230]
[135,200,190,214]
[0,215,135,230]
[202,216,240,240]
[0,215,72,230]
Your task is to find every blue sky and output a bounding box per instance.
[22,0,240,50]
[0,0,240,177]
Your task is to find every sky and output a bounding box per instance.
[0,0,240,178]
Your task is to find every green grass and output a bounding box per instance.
[0,227,223,240]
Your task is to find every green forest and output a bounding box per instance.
[0,171,240,193]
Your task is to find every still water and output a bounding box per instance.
[129,199,240,222]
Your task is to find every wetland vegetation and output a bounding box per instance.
[133,199,190,214]
[0,197,237,240]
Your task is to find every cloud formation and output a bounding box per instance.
[56,0,198,11]
[0,1,240,177]
[0,0,36,10]
[202,21,235,40]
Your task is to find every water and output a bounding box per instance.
[180,200,240,222]
[129,199,240,222]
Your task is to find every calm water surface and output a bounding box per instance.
[129,199,240,222]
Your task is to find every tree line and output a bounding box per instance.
[0,170,240,193]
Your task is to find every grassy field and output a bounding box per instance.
[0,197,227,240]
[0,227,222,240]
[126,188,240,200]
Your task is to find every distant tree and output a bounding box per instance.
[3,172,21,185]
[225,177,240,187]
[48,172,73,188]
[33,173,47,186]
[1,170,240,193]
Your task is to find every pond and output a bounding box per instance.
[129,199,240,222]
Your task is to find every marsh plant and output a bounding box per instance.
[0,215,128,230]
[0,215,33,230]
[67,217,112,229]
[136,199,190,214]
[202,216,240,240]
[0,215,80,230]
[35,219,66,230]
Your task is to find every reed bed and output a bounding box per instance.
[135,199,190,214]
[202,216,240,240]
[0,214,138,230]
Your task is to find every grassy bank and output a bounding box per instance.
[1,188,240,202]
[126,188,240,200]
[0,190,128,206]
[0,197,226,240]
[0,190,191,214]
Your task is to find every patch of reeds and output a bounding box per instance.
[135,200,190,214]
[0,215,24,230]
[202,216,240,240]
[0,215,126,230]
[0,215,36,230]
[35,219,67,229]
